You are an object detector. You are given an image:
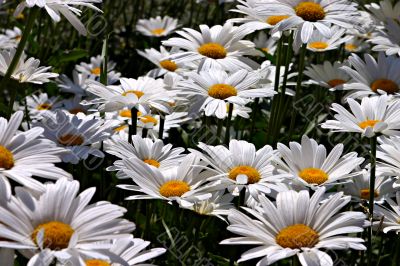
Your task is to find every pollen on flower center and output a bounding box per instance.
[91,67,101,75]
[276,224,319,249]
[114,125,128,132]
[140,115,158,125]
[58,134,84,146]
[298,168,328,185]
[360,189,379,200]
[267,15,290,25]
[370,79,399,94]
[32,221,74,250]
[308,41,328,50]
[159,180,190,197]
[208,84,237,100]
[36,103,52,111]
[143,158,161,168]
[295,2,325,22]
[85,260,111,266]
[160,60,178,72]
[122,90,145,98]
[345,44,357,52]
[0,145,14,170]
[198,43,227,59]
[328,79,346,88]
[229,166,261,184]
[358,119,381,129]
[151,28,165,35]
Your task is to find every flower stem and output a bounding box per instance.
[224,103,233,145]
[4,7,40,118]
[129,107,138,143]
[367,135,377,266]
[158,115,165,140]
[216,118,223,144]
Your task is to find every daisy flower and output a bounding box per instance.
[58,70,90,98]
[339,168,396,203]
[85,236,166,265]
[321,95,400,138]
[257,0,361,44]
[344,36,368,53]
[365,0,400,23]
[105,135,185,178]
[0,111,71,201]
[221,188,366,265]
[253,32,278,56]
[58,97,89,115]
[374,192,400,234]
[304,61,351,91]
[377,136,400,187]
[369,19,400,56]
[0,26,21,49]
[34,111,118,164]
[23,92,59,121]
[118,154,211,207]
[196,140,288,198]
[84,77,172,114]
[136,16,179,37]
[14,0,103,35]
[274,135,364,189]
[304,27,351,53]
[0,49,58,84]
[137,46,185,77]
[177,69,275,119]
[75,55,121,84]
[341,53,400,99]
[162,22,260,71]
[0,178,135,265]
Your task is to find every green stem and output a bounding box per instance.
[368,135,377,266]
[289,44,307,138]
[100,37,109,85]
[129,107,138,143]
[216,118,223,144]
[224,103,234,145]
[158,115,165,140]
[4,8,40,119]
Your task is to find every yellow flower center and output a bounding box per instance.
[122,90,145,99]
[143,159,161,168]
[140,115,158,125]
[276,224,319,249]
[160,60,178,72]
[298,168,328,185]
[0,146,14,170]
[358,119,381,129]
[119,110,132,118]
[114,125,128,132]
[58,134,84,146]
[345,44,357,52]
[295,2,325,22]
[159,180,190,197]
[32,221,74,250]
[370,79,399,94]
[68,108,86,115]
[308,41,328,50]
[360,189,379,200]
[327,79,346,88]
[91,67,101,75]
[267,15,290,25]
[85,260,110,266]
[261,48,270,53]
[198,43,227,59]
[151,28,165,35]
[229,166,261,184]
[208,84,237,100]
[36,103,52,111]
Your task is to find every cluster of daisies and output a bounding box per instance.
[1,0,400,265]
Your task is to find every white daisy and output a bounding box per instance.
[257,0,361,44]
[341,53,400,99]
[75,55,121,84]
[58,70,90,97]
[118,154,211,207]
[58,97,89,115]
[162,22,260,71]
[0,178,135,266]
[304,61,351,91]
[377,136,400,187]
[321,95,400,138]
[274,135,364,189]
[85,236,166,265]
[0,26,21,49]
[374,191,400,234]
[365,0,400,24]
[304,27,351,53]
[253,31,278,56]
[14,0,103,35]
[23,92,59,121]
[221,188,366,265]
[34,111,118,164]
[0,111,71,201]
[105,135,185,178]
[0,49,58,84]
[136,16,179,37]
[369,19,400,56]
[344,36,369,53]
[196,140,288,198]
[177,69,275,119]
